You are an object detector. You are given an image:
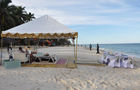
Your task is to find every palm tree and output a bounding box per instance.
[0,0,35,34]
[0,0,16,32]
[25,12,35,22]
[8,5,35,26]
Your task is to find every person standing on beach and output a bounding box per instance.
[96,44,100,54]
[8,47,14,61]
[89,44,92,51]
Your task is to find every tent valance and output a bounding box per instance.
[1,32,78,39]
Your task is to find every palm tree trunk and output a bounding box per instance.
[0,27,2,65]
[0,15,3,65]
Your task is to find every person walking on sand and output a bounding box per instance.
[96,44,100,54]
[89,44,92,51]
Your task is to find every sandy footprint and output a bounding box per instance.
[68,79,77,85]
[66,86,74,90]
[86,80,96,88]
[79,81,87,88]
[60,79,68,86]
[100,81,108,88]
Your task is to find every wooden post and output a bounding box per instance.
[76,37,78,62]
[73,38,75,61]
[28,38,30,46]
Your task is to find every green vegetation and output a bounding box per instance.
[0,0,35,38]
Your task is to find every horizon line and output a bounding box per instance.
[78,43,140,44]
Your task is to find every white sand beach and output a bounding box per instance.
[0,46,140,90]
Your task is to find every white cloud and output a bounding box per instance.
[26,8,122,25]
[11,0,139,26]
[12,0,82,8]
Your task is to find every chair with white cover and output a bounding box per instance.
[13,51,29,63]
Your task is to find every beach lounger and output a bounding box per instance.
[33,53,58,63]
[50,55,59,64]
[32,52,51,62]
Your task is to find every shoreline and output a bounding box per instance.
[79,43,140,58]
[80,45,140,59]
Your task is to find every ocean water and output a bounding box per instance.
[81,43,140,58]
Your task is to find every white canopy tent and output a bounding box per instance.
[2,15,78,39]
[1,15,78,63]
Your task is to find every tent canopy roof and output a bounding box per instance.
[2,15,78,39]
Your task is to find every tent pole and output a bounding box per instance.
[28,38,30,47]
[37,38,40,51]
[1,37,3,65]
[76,37,78,62]
[73,38,75,61]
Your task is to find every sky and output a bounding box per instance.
[11,0,140,44]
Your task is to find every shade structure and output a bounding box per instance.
[2,15,78,39]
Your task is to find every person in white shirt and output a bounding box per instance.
[25,47,32,63]
[8,47,14,61]
[26,47,37,63]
